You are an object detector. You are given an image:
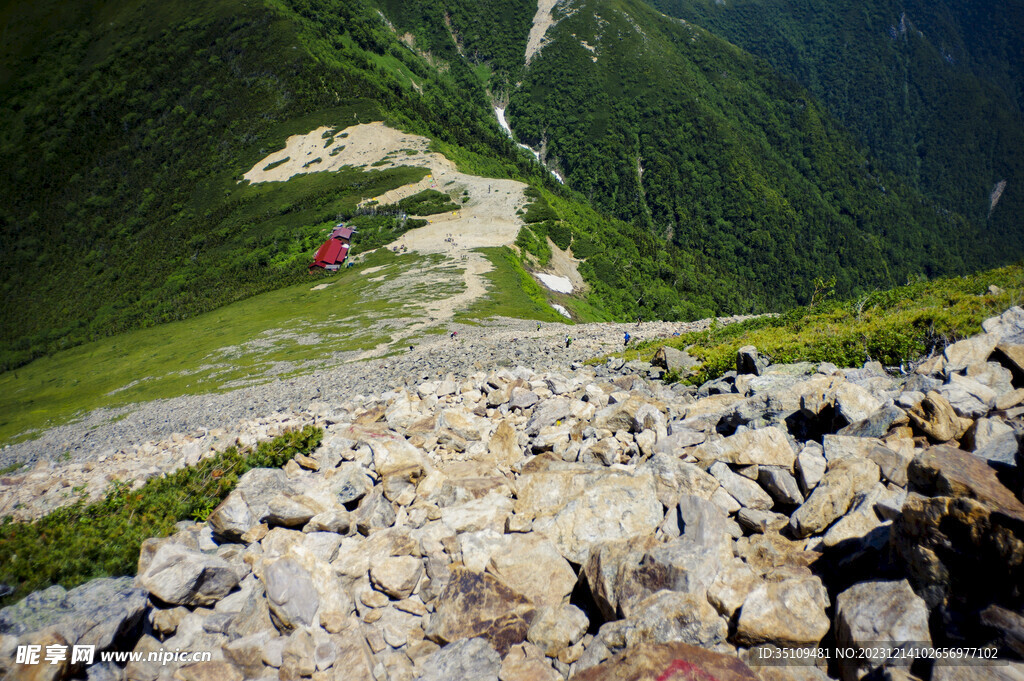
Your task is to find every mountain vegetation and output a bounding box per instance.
[1,0,1021,373]
[646,0,1024,240]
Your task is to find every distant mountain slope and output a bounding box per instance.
[643,0,1024,248]
[504,0,994,308]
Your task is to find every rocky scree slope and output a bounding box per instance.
[2,308,1024,680]
[0,317,759,521]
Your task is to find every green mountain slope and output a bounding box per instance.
[503,0,1000,308]
[2,0,1021,374]
[0,0,538,370]
[644,0,1024,248]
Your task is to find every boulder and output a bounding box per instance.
[758,467,804,506]
[789,457,880,538]
[439,408,492,441]
[796,444,827,495]
[965,361,1015,395]
[525,399,571,435]
[369,556,423,600]
[652,346,698,373]
[838,405,908,439]
[486,420,522,469]
[907,391,962,442]
[737,345,769,376]
[415,637,501,681]
[594,397,652,433]
[707,561,764,619]
[509,387,541,411]
[138,542,240,607]
[638,454,719,507]
[622,590,728,649]
[709,462,774,510]
[207,491,255,541]
[531,472,662,563]
[893,491,1024,611]
[526,604,589,657]
[583,537,659,622]
[485,534,577,609]
[996,342,1024,383]
[695,426,796,468]
[735,577,831,647]
[938,379,993,418]
[498,643,561,681]
[737,508,789,534]
[263,557,319,630]
[331,463,375,505]
[265,493,319,527]
[982,306,1024,340]
[440,493,513,534]
[834,580,931,681]
[823,435,911,486]
[426,567,536,656]
[834,382,883,424]
[943,333,999,372]
[0,577,147,652]
[907,445,1024,517]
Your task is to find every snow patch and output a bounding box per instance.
[551,304,572,319]
[535,273,574,293]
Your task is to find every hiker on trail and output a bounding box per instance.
[636,315,642,327]
[624,331,631,346]
[565,335,572,348]
[536,322,542,332]
[450,331,458,339]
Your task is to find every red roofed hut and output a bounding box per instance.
[309,225,356,271]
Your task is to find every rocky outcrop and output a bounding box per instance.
[3,306,1024,681]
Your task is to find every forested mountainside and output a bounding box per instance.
[645,0,1024,245]
[1,0,1020,371]
[381,0,1019,301]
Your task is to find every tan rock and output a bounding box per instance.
[708,561,764,618]
[789,457,880,538]
[908,445,1024,519]
[498,642,561,681]
[526,604,589,657]
[531,472,662,563]
[487,419,522,468]
[369,555,423,600]
[735,577,831,647]
[907,392,962,442]
[486,533,577,609]
[944,333,999,372]
[694,426,796,469]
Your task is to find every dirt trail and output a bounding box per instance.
[243,121,531,355]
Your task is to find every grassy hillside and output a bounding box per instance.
[645,0,1024,249]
